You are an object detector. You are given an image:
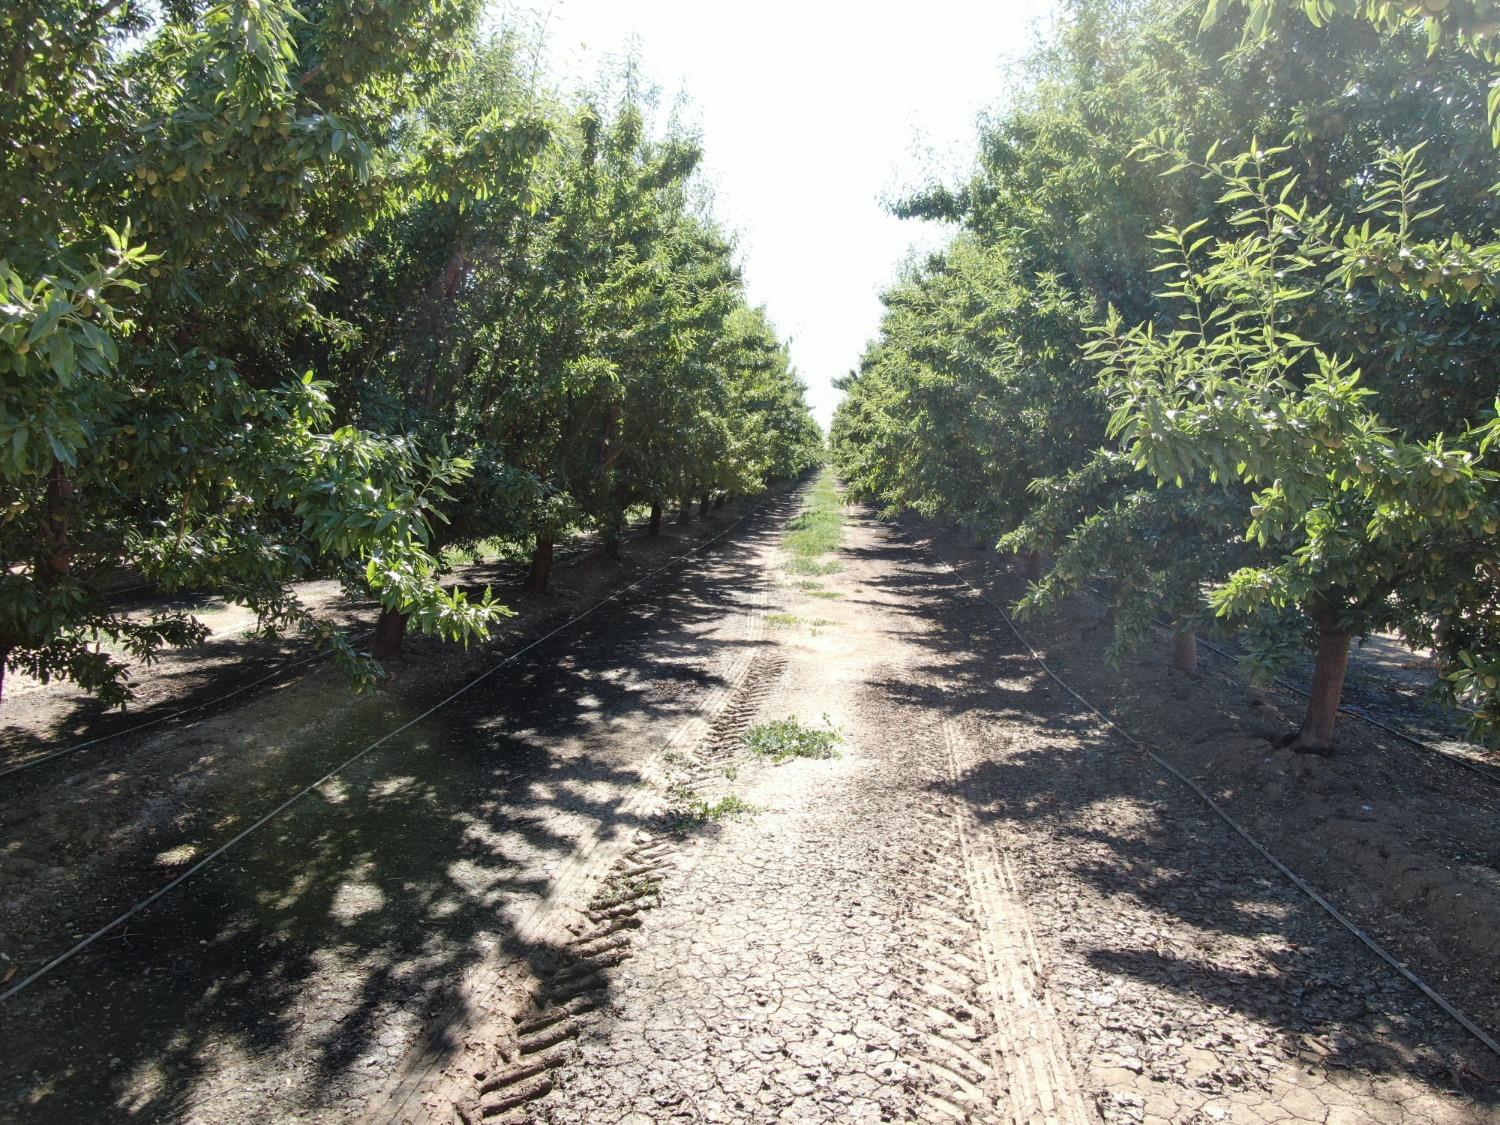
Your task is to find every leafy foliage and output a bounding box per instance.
[1,5,820,702]
[832,0,1500,748]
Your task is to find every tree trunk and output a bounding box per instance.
[649,502,663,537]
[42,464,74,583]
[713,493,726,510]
[1284,621,1356,753]
[677,497,693,524]
[1171,627,1198,675]
[372,608,409,662]
[603,524,621,560]
[525,535,553,593]
[1290,613,1351,753]
[1023,549,1045,582]
[698,494,710,517]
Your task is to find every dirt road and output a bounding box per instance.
[2,488,1496,1123]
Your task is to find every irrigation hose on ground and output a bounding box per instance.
[0,519,654,784]
[0,494,784,1006]
[920,534,1500,1062]
[1079,582,1500,788]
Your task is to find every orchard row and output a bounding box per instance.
[0,2,821,702]
[832,0,1500,752]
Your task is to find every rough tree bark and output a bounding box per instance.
[42,464,74,581]
[603,524,621,560]
[525,534,554,594]
[4,464,79,702]
[1171,627,1198,675]
[649,503,663,537]
[1290,605,1351,753]
[372,608,409,662]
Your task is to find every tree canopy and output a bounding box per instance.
[832,0,1500,750]
[1,3,821,701]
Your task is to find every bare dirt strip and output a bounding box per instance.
[3,487,1498,1123]
[413,498,1497,1124]
[0,494,789,1122]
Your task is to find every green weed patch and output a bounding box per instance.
[743,716,843,764]
[783,468,845,572]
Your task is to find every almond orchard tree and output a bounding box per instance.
[833,0,1500,746]
[1097,142,1500,750]
[716,304,824,493]
[304,35,552,659]
[0,0,517,702]
[1200,0,1500,752]
[999,450,1261,674]
[832,241,1100,578]
[322,58,820,628]
[449,96,711,595]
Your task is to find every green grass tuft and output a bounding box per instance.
[782,468,844,572]
[743,715,843,764]
[784,556,843,576]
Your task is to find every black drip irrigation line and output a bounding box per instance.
[0,519,653,785]
[1078,583,1500,789]
[918,534,1500,1062]
[0,491,788,1006]
[0,631,374,784]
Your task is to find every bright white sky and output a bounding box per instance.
[502,0,1056,430]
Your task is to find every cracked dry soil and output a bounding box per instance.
[450,501,1498,1125]
[5,487,1498,1125]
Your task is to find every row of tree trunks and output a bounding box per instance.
[382,505,1347,756]
[978,530,1354,754]
[375,492,732,666]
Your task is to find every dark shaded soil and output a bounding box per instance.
[920,517,1500,1056]
[0,493,789,1123]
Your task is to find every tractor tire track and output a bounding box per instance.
[370,564,787,1124]
[883,714,1090,1125]
[2,492,801,1124]
[505,498,1092,1124]
[374,647,789,1124]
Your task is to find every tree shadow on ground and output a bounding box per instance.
[0,518,663,770]
[846,508,1500,1105]
[0,496,795,1123]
